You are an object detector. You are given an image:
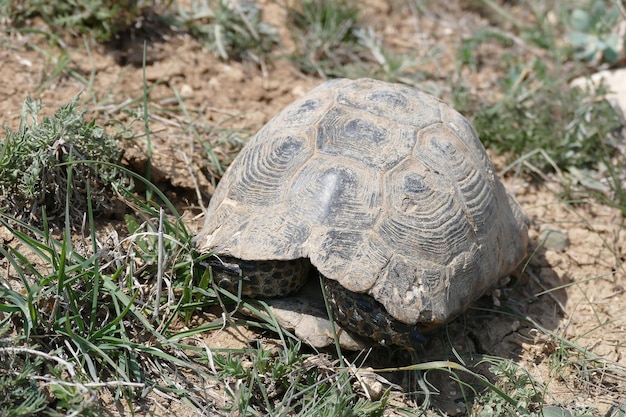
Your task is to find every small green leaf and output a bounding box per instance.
[603,34,621,63]
[568,31,591,47]
[542,406,572,417]
[125,214,141,235]
[571,9,591,32]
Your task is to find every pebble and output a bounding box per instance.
[539,226,570,252]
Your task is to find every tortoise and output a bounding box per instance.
[195,78,529,348]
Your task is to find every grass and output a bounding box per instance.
[468,62,622,172]
[0,0,626,416]
[178,0,279,62]
[0,166,392,415]
[286,0,365,77]
[1,0,173,42]
[212,341,392,416]
[285,0,437,84]
[0,95,128,224]
[0,0,278,65]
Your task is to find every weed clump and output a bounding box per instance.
[567,0,623,65]
[454,56,623,174]
[0,95,128,223]
[473,77,623,172]
[287,0,365,77]
[4,0,165,43]
[3,0,279,64]
[181,0,279,61]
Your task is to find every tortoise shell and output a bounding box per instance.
[196,78,528,328]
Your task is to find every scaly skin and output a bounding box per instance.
[208,256,426,347]
[208,256,310,297]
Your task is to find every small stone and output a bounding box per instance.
[539,227,570,251]
[180,84,193,96]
